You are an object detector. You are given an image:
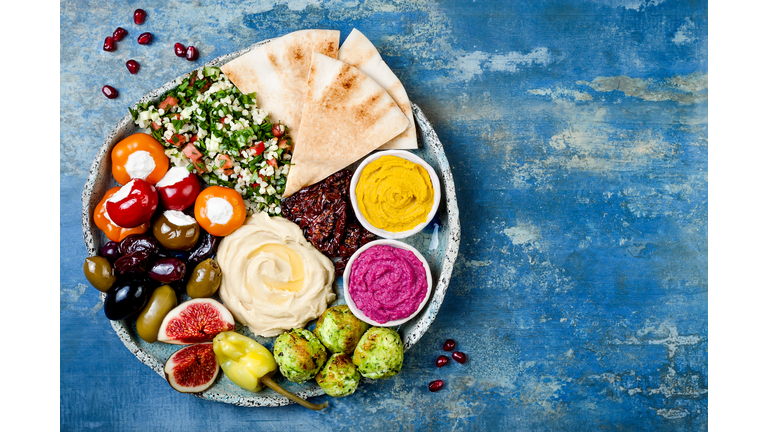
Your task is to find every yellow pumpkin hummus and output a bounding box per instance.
[217,212,336,337]
[355,155,434,232]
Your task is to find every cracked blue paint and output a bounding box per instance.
[61,0,707,430]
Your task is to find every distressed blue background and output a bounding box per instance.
[61,0,707,430]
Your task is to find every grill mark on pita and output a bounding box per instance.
[324,41,336,55]
[323,64,361,106]
[267,52,278,67]
[290,45,304,62]
[354,93,385,126]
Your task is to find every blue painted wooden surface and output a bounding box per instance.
[60,1,707,430]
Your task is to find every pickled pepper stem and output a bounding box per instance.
[260,376,328,411]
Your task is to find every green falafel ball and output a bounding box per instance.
[352,327,403,379]
[273,328,328,383]
[316,353,361,397]
[314,305,370,355]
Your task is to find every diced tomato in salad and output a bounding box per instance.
[216,154,234,175]
[266,158,277,168]
[150,121,162,131]
[158,96,178,111]
[182,143,203,161]
[249,142,265,156]
[166,134,187,147]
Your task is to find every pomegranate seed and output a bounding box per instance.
[138,32,153,45]
[126,60,140,74]
[435,355,449,368]
[185,46,199,61]
[272,124,285,137]
[113,27,127,41]
[134,9,147,25]
[428,380,444,392]
[103,36,116,52]
[102,85,119,99]
[442,339,456,351]
[452,351,467,364]
[174,42,186,57]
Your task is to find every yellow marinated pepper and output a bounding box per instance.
[212,331,327,410]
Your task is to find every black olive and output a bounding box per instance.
[100,241,121,263]
[104,276,155,321]
[149,258,186,283]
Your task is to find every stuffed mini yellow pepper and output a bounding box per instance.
[212,331,327,410]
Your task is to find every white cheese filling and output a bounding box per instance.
[206,197,233,225]
[157,166,191,188]
[107,180,134,204]
[125,150,156,180]
[164,210,196,227]
[105,180,135,223]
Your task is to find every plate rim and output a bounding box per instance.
[81,38,461,407]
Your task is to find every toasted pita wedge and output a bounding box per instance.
[283,52,410,197]
[337,29,418,150]
[220,29,340,134]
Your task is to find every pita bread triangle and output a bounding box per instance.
[220,29,340,135]
[283,52,410,197]
[338,29,418,150]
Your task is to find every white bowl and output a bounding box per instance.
[342,239,433,327]
[350,150,441,239]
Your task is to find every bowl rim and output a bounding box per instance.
[349,150,441,239]
[342,239,433,327]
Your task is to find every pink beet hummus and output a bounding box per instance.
[348,245,428,323]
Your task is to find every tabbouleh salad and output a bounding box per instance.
[130,66,292,215]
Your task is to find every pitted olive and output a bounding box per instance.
[136,285,178,343]
[153,210,200,251]
[186,258,222,298]
[83,256,116,292]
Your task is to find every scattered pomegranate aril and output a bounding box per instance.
[174,42,186,57]
[435,355,449,368]
[185,46,199,61]
[442,339,456,351]
[134,9,147,25]
[102,85,119,99]
[138,32,153,45]
[126,60,140,74]
[103,36,116,52]
[428,380,444,392]
[452,351,467,364]
[113,27,127,41]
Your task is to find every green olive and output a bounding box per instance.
[186,258,222,298]
[152,211,200,251]
[136,285,178,343]
[83,256,116,292]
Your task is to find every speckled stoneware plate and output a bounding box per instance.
[81,38,460,407]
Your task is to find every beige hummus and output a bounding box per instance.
[217,212,336,337]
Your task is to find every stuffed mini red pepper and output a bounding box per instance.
[156,167,201,211]
[105,178,159,228]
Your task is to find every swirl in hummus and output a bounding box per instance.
[217,212,336,337]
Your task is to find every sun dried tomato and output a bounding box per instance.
[281,170,376,275]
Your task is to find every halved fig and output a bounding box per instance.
[157,298,235,344]
[164,343,219,393]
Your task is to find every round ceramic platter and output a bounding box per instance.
[81,38,461,407]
